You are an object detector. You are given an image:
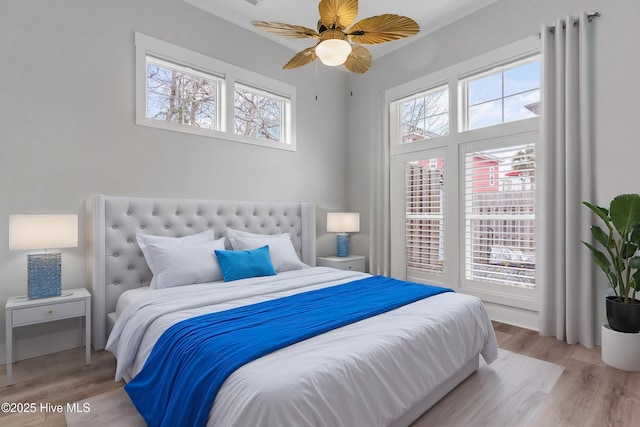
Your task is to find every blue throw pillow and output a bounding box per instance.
[214,245,277,282]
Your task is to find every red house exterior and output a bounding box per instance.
[416,155,500,194]
[470,155,500,193]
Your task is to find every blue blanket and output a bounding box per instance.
[125,275,453,427]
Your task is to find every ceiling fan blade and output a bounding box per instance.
[252,21,319,39]
[318,0,359,30]
[283,46,318,69]
[344,44,372,74]
[347,14,420,44]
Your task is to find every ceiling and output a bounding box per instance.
[183,0,500,60]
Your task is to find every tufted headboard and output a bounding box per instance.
[86,194,316,350]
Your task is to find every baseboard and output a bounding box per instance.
[483,301,538,331]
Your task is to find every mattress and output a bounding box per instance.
[107,267,498,426]
[115,286,151,317]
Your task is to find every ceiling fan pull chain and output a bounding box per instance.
[315,61,319,101]
[350,72,353,97]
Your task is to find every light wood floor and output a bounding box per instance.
[494,323,640,426]
[1,322,639,426]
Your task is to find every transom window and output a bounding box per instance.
[234,84,284,143]
[135,33,296,151]
[399,86,449,143]
[146,56,220,130]
[460,57,540,131]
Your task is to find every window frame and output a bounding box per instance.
[404,155,446,277]
[135,32,296,151]
[387,36,540,312]
[458,132,538,309]
[145,55,223,131]
[458,55,541,132]
[390,148,450,286]
[388,76,453,158]
[233,82,289,144]
[393,84,450,144]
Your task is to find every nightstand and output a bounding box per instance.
[5,288,91,385]
[316,255,366,272]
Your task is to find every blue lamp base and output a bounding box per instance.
[336,233,350,257]
[28,253,62,300]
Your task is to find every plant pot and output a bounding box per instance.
[601,325,640,371]
[606,296,640,333]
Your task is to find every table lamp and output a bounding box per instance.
[9,214,78,299]
[327,212,360,257]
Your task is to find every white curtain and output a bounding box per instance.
[369,91,391,276]
[537,12,596,347]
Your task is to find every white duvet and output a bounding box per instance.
[106,267,498,427]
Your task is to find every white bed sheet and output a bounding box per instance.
[115,286,151,317]
[107,267,498,427]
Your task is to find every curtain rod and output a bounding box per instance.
[587,11,601,22]
[540,11,600,36]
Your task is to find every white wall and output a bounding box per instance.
[347,0,640,333]
[2,0,636,362]
[0,0,349,362]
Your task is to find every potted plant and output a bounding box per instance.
[583,194,640,333]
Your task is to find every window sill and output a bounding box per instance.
[136,118,296,152]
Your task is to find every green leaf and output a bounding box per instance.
[610,194,640,236]
[632,270,640,292]
[629,256,640,269]
[590,225,612,248]
[622,242,638,259]
[583,201,611,228]
[582,241,612,272]
[630,224,640,245]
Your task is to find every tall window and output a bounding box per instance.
[388,37,540,311]
[464,144,535,288]
[405,158,445,275]
[135,33,296,150]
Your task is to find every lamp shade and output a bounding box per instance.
[315,39,352,66]
[9,214,78,250]
[327,212,360,233]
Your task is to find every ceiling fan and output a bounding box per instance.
[252,0,420,74]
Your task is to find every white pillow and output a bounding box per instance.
[225,228,284,247]
[142,237,226,289]
[136,230,215,288]
[227,229,307,272]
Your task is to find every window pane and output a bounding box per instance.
[405,158,444,275]
[234,86,284,142]
[464,144,536,288]
[504,89,540,122]
[504,60,540,96]
[401,98,423,124]
[468,99,503,130]
[423,113,449,137]
[462,56,540,132]
[146,61,218,129]
[400,87,449,143]
[468,73,502,105]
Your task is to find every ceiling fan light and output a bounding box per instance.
[315,39,352,66]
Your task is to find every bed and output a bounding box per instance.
[86,194,498,427]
